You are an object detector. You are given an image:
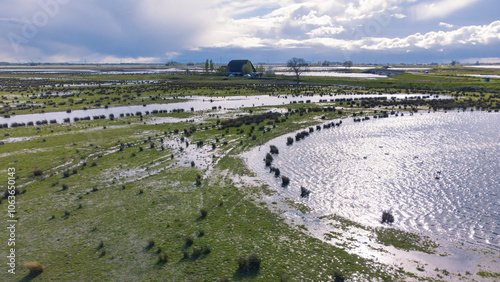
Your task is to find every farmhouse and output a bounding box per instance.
[227,60,256,76]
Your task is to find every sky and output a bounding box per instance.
[0,0,499,64]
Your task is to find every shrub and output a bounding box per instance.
[247,253,261,272]
[182,249,190,259]
[286,137,294,146]
[191,161,195,167]
[382,211,394,224]
[33,168,43,176]
[98,249,106,258]
[96,240,104,250]
[184,236,194,247]
[270,145,279,154]
[200,208,208,219]
[238,253,261,273]
[145,239,155,250]
[201,244,211,254]
[63,170,70,178]
[25,261,43,276]
[334,271,345,282]
[265,153,273,167]
[157,253,168,264]
[198,229,205,237]
[300,186,310,198]
[3,187,21,198]
[281,176,290,187]
[91,162,97,167]
[237,257,247,270]
[195,174,202,186]
[274,168,280,177]
[61,184,68,191]
[191,246,201,259]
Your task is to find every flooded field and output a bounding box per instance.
[0,94,444,127]
[279,71,386,78]
[244,111,499,274]
[0,67,201,74]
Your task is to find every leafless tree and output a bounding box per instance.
[287,57,307,84]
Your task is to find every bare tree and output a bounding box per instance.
[287,57,307,84]
[343,60,353,69]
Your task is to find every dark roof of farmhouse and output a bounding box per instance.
[227,60,256,73]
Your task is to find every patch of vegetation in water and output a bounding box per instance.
[477,271,500,278]
[319,214,439,254]
[216,156,254,176]
[283,198,313,214]
[375,227,438,254]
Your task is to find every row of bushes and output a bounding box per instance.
[221,112,282,129]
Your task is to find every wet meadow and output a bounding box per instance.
[0,65,498,280]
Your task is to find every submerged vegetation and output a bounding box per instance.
[0,65,497,280]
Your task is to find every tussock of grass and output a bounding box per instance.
[25,261,43,276]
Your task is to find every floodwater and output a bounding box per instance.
[0,67,202,74]
[272,66,375,71]
[244,111,499,272]
[279,71,386,78]
[459,74,500,79]
[0,94,444,127]
[465,65,500,69]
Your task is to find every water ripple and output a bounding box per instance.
[245,111,500,252]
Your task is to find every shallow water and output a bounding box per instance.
[0,94,444,127]
[465,65,500,69]
[459,74,500,79]
[245,111,500,255]
[279,71,385,78]
[0,67,201,74]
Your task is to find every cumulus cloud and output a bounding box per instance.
[344,0,385,19]
[0,0,498,63]
[298,11,332,26]
[439,22,454,29]
[411,0,481,20]
[363,21,500,50]
[307,26,345,37]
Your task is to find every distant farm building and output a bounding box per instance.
[227,60,256,76]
